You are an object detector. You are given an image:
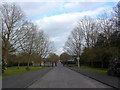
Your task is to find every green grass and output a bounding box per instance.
[67,64,107,74]
[78,66,107,74]
[2,66,47,78]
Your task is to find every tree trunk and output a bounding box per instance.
[27,62,29,67]
[52,62,53,67]
[91,61,94,67]
[39,59,42,66]
[17,63,20,69]
[4,49,8,64]
[26,54,30,70]
[55,62,57,66]
[101,61,104,69]
[79,58,81,67]
[26,62,30,70]
[40,62,41,66]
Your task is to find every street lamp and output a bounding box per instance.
[77,57,80,68]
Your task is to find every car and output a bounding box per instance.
[108,58,120,76]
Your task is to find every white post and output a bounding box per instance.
[32,61,34,66]
[77,57,80,68]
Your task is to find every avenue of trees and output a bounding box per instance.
[63,2,120,68]
[1,2,120,72]
[60,53,72,61]
[1,3,55,71]
[47,53,59,67]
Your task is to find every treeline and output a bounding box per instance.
[63,2,120,68]
[1,3,55,70]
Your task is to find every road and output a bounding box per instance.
[28,61,111,88]
[2,68,52,88]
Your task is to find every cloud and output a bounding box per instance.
[16,2,117,21]
[6,1,115,55]
[17,2,62,20]
[35,6,112,55]
[3,0,120,2]
[63,2,107,12]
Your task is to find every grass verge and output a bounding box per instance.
[78,66,107,74]
[67,64,107,74]
[2,66,47,78]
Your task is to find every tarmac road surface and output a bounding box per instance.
[28,61,111,88]
[2,67,52,88]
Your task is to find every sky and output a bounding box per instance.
[10,0,118,55]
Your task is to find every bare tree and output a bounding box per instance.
[64,27,84,64]
[64,16,100,66]
[18,21,37,70]
[77,16,99,48]
[2,3,25,63]
[34,30,55,65]
[47,53,59,67]
[60,52,72,61]
[18,22,55,68]
[98,12,115,39]
[96,11,118,49]
[1,3,55,70]
[113,1,120,30]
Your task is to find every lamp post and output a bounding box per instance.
[77,57,80,68]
